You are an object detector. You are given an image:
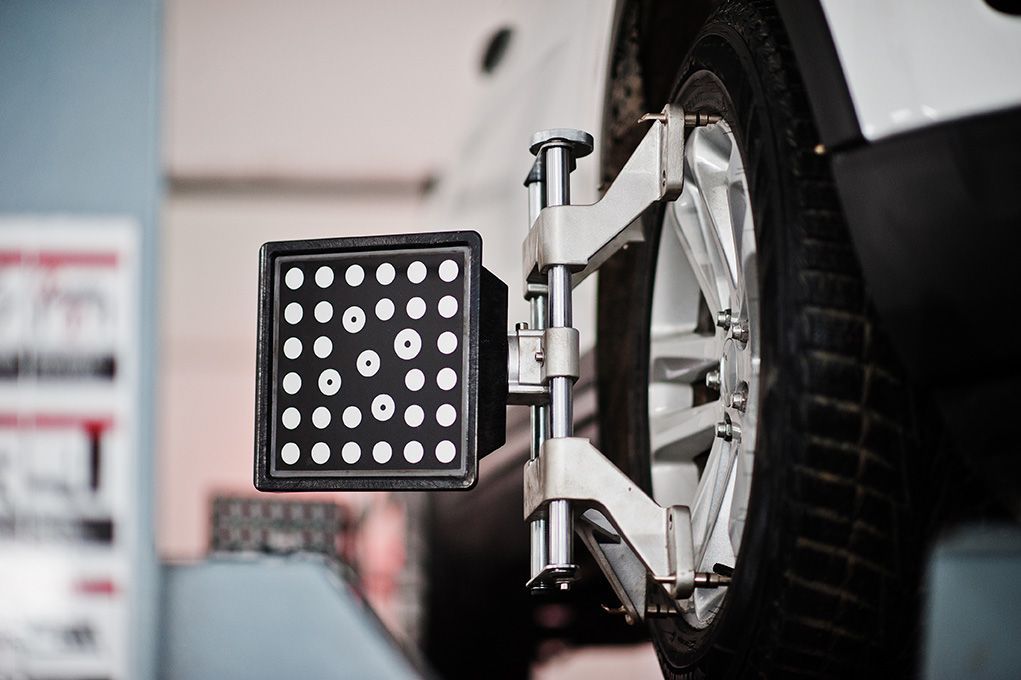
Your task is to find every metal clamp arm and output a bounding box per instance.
[523,437,696,600]
[522,104,686,287]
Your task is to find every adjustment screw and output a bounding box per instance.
[534,350,545,364]
[515,322,529,331]
[731,320,749,344]
[715,421,733,442]
[728,382,748,412]
[716,309,732,331]
[705,370,721,391]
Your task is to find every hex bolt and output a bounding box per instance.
[705,370,721,391]
[716,309,732,331]
[516,321,529,331]
[715,420,734,442]
[731,320,749,344]
[728,382,749,412]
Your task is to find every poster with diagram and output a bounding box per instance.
[0,217,139,679]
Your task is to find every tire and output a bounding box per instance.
[597,1,920,676]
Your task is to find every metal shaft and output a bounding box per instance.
[525,160,549,591]
[543,144,575,586]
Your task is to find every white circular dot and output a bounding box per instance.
[281,407,300,430]
[376,263,395,285]
[312,406,331,429]
[437,331,458,355]
[407,261,427,284]
[404,405,424,427]
[314,301,333,323]
[345,264,365,286]
[315,266,334,288]
[357,350,380,377]
[438,295,458,318]
[280,442,300,465]
[405,369,425,391]
[284,302,303,324]
[319,369,341,395]
[437,368,457,391]
[343,306,366,333]
[372,394,395,421]
[372,442,393,464]
[375,298,395,321]
[406,297,426,319]
[404,441,424,463]
[439,259,459,282]
[394,329,422,360]
[341,442,361,464]
[282,372,301,394]
[342,406,362,428]
[436,404,457,427]
[283,337,302,359]
[311,442,330,464]
[435,440,457,463]
[285,268,304,290]
[314,336,333,359]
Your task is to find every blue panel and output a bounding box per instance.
[0,3,161,679]
[160,557,422,680]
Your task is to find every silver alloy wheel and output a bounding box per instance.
[647,120,760,628]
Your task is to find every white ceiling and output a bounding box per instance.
[163,0,516,183]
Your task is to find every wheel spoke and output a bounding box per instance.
[690,435,737,563]
[649,401,717,462]
[649,330,719,384]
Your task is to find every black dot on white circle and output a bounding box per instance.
[284,302,303,324]
[319,369,341,396]
[407,261,426,284]
[311,442,330,464]
[285,268,303,290]
[282,372,301,394]
[315,266,334,288]
[394,329,422,360]
[439,259,459,282]
[357,350,380,377]
[345,264,364,286]
[280,442,299,465]
[372,394,395,421]
[343,306,366,333]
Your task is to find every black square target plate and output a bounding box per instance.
[255,231,501,491]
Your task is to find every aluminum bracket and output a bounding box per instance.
[523,437,696,600]
[522,104,686,287]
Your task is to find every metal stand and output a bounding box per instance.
[513,106,730,611]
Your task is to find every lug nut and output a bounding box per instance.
[731,320,749,344]
[716,309,732,331]
[715,421,733,442]
[728,382,748,412]
[705,370,721,391]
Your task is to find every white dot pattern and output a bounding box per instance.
[271,250,468,477]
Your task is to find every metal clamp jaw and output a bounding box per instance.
[507,324,580,406]
[524,438,698,621]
